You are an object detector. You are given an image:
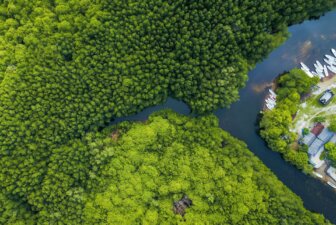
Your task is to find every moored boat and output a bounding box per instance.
[331,48,336,57]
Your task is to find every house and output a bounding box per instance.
[319,89,334,105]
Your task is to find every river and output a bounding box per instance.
[112,10,336,223]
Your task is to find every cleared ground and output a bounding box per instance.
[292,75,336,135]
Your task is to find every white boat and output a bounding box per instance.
[312,71,320,77]
[315,67,323,73]
[324,65,329,77]
[332,48,336,57]
[266,103,275,110]
[302,69,314,78]
[328,65,336,73]
[324,58,336,66]
[269,89,276,97]
[316,70,325,78]
[266,100,276,106]
[300,62,310,71]
[305,72,313,78]
[327,181,336,189]
[325,54,336,61]
[316,60,324,70]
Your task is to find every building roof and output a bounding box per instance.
[302,132,316,146]
[327,166,336,182]
[308,138,324,156]
[317,128,334,142]
[311,123,325,136]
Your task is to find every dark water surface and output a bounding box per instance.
[113,11,336,223]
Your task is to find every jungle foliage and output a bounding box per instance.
[1,110,331,224]
[260,69,319,172]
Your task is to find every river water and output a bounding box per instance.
[112,11,336,223]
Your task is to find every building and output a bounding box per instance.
[319,89,334,105]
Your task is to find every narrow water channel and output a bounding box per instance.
[112,11,336,223]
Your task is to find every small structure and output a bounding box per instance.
[319,89,334,105]
[173,195,192,216]
[327,166,336,182]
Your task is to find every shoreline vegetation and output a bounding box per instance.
[259,69,319,173]
[259,68,336,184]
[0,1,335,224]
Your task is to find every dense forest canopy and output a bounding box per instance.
[0,0,335,224]
[1,110,331,224]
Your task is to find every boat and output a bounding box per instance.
[266,100,276,105]
[300,62,310,71]
[315,67,323,73]
[327,65,336,73]
[311,71,319,77]
[325,54,336,62]
[307,72,314,78]
[302,69,314,78]
[266,103,275,110]
[327,181,336,189]
[332,48,336,57]
[316,60,324,69]
[269,89,276,97]
[315,70,325,78]
[324,58,336,66]
[324,65,329,77]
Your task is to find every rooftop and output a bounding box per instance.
[317,128,334,142]
[302,132,316,146]
[308,138,324,156]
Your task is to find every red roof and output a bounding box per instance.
[311,123,324,136]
